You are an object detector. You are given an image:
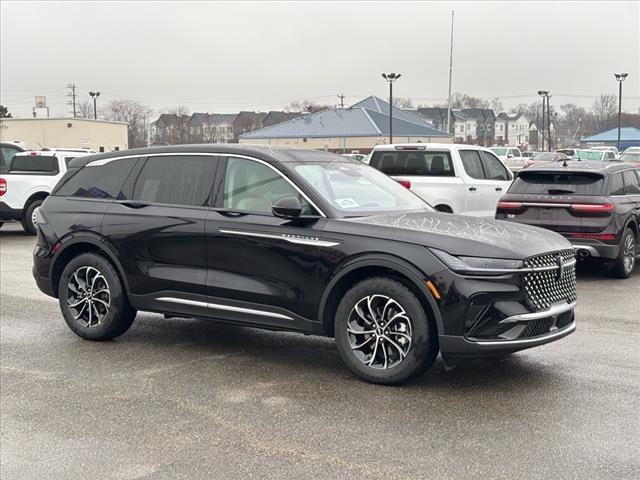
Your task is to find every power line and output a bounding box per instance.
[66,83,77,117]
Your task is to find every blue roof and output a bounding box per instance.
[581,127,640,142]
[239,96,452,139]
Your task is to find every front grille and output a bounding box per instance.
[521,318,556,337]
[522,250,577,311]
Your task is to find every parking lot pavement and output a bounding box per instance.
[1,222,639,480]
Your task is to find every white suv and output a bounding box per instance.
[0,150,91,233]
[369,143,513,217]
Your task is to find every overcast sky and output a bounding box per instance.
[1,1,638,118]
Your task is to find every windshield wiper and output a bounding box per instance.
[547,188,575,194]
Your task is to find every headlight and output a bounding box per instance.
[431,249,522,275]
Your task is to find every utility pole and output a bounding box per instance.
[337,94,345,109]
[446,10,454,134]
[537,90,548,151]
[66,83,77,118]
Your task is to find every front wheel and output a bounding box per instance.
[610,228,636,278]
[59,253,136,340]
[334,277,438,385]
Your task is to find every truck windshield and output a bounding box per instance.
[491,148,508,156]
[509,172,605,195]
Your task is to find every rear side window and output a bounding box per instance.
[369,151,454,176]
[480,151,511,180]
[1,146,21,170]
[608,173,625,195]
[509,172,605,195]
[54,158,138,199]
[459,150,485,179]
[132,155,218,206]
[10,154,59,174]
[622,170,640,194]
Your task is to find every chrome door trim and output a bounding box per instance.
[156,296,294,320]
[219,228,341,247]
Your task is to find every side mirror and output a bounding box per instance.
[272,196,302,219]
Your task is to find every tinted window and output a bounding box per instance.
[133,155,217,206]
[54,158,138,199]
[369,151,455,176]
[10,154,58,173]
[459,150,485,179]
[622,170,640,194]
[609,173,625,195]
[224,157,310,214]
[1,146,21,170]
[480,151,511,180]
[509,172,605,195]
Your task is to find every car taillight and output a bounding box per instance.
[569,204,615,213]
[397,179,411,189]
[496,201,523,211]
[0,178,6,196]
[570,233,616,241]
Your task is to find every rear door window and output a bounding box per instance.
[54,158,138,199]
[608,173,625,195]
[369,151,455,176]
[509,172,605,195]
[622,170,640,194]
[459,150,485,179]
[132,155,218,207]
[9,154,59,174]
[480,151,511,180]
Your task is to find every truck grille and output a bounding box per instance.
[522,250,577,311]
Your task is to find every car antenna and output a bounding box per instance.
[562,159,568,167]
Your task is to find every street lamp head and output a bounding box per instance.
[537,90,549,97]
[96,92,101,97]
[89,91,95,97]
[382,73,401,82]
[614,73,629,82]
[381,73,388,79]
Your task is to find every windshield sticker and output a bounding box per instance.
[335,198,359,209]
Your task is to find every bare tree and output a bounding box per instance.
[0,105,12,118]
[76,100,94,119]
[392,97,414,108]
[101,99,153,148]
[592,94,618,131]
[161,106,191,144]
[285,100,330,113]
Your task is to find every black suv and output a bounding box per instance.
[33,145,576,384]
[497,161,640,278]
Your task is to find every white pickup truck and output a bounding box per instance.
[0,150,91,233]
[369,143,513,217]
[490,147,528,172]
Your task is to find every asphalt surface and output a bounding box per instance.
[1,222,639,480]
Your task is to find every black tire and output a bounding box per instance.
[21,199,43,235]
[435,205,453,214]
[610,228,636,279]
[58,253,136,340]
[334,277,438,385]
[0,222,4,228]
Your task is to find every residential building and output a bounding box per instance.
[461,109,496,146]
[239,96,453,153]
[498,113,531,147]
[408,107,466,141]
[0,117,128,151]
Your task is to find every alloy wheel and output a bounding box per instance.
[623,233,636,273]
[346,295,412,369]
[67,266,111,327]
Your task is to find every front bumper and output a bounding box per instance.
[0,201,22,221]
[439,301,576,360]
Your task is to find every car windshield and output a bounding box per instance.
[532,152,557,161]
[619,152,640,162]
[491,148,508,155]
[574,150,603,160]
[509,172,605,195]
[289,160,432,217]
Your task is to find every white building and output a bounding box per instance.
[498,113,531,147]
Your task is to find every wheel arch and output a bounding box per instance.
[318,255,443,338]
[23,191,49,212]
[50,234,130,298]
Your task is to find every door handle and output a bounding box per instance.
[119,201,149,209]
[495,187,503,192]
[468,187,477,192]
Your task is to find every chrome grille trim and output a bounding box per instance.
[522,250,577,312]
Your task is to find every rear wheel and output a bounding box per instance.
[21,199,43,235]
[58,253,136,340]
[610,228,636,279]
[334,277,438,385]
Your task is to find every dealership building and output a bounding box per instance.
[239,96,452,152]
[0,117,128,152]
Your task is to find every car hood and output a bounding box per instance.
[343,211,572,259]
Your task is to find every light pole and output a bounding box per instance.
[614,73,628,151]
[89,91,101,119]
[537,90,548,151]
[382,73,401,143]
